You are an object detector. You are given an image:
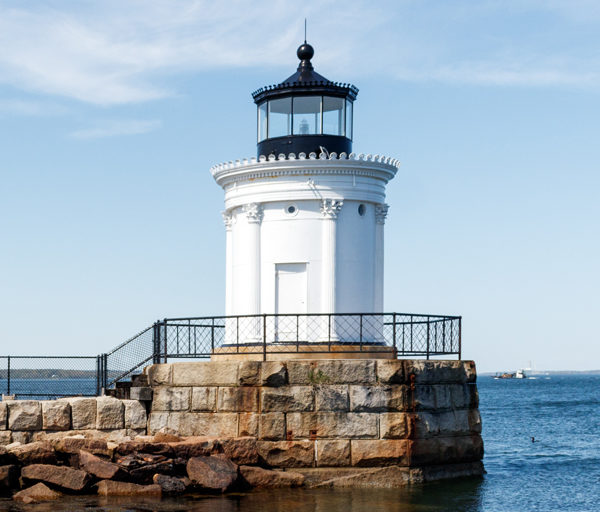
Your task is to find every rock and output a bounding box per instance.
[123,400,147,429]
[42,401,71,431]
[349,385,407,412]
[380,413,409,439]
[7,401,42,431]
[0,465,17,493]
[257,441,314,468]
[8,442,56,465]
[0,403,7,430]
[315,465,411,488]
[238,361,261,386]
[261,387,314,412]
[96,397,124,430]
[97,480,162,497]
[21,464,90,491]
[376,360,405,384]
[146,364,172,386]
[286,412,378,439]
[0,432,11,446]
[153,432,181,443]
[316,440,350,467]
[116,453,174,483]
[150,412,238,437]
[238,413,258,437]
[350,440,409,467]
[116,439,173,458]
[217,387,259,412]
[412,435,484,465]
[240,465,304,488]
[171,362,240,386]
[10,432,31,444]
[67,398,97,430]
[191,387,218,411]
[261,362,288,386]
[79,450,121,480]
[406,360,468,384]
[13,482,62,503]
[258,413,286,440]
[468,410,482,433]
[129,387,153,401]
[315,385,349,411]
[463,361,477,383]
[54,437,112,457]
[152,387,191,411]
[169,437,219,459]
[220,437,259,465]
[153,473,187,494]
[287,360,376,385]
[186,456,238,492]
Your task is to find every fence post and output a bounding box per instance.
[7,356,10,396]
[426,319,430,360]
[211,318,215,353]
[96,355,101,396]
[152,322,160,364]
[458,317,462,360]
[163,319,168,364]
[392,313,397,357]
[359,314,363,351]
[102,353,108,391]
[262,315,267,362]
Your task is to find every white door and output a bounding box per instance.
[275,263,307,342]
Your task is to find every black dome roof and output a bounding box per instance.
[252,43,358,104]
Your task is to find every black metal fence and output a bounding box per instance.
[2,312,461,399]
[0,356,101,399]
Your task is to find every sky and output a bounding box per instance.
[0,0,599,372]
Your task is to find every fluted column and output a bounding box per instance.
[374,203,389,313]
[243,202,263,341]
[222,211,234,317]
[321,199,343,340]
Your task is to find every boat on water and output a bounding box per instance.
[493,368,528,379]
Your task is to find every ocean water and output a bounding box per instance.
[1,374,598,511]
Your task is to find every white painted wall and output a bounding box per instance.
[213,155,398,325]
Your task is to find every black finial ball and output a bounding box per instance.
[297,43,314,61]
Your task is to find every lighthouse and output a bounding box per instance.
[211,42,400,349]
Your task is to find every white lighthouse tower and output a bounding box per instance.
[211,42,399,348]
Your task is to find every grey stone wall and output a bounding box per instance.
[146,359,483,470]
[0,397,146,446]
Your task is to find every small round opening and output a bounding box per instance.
[286,205,297,215]
[358,204,366,216]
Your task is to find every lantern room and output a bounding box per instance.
[252,43,358,158]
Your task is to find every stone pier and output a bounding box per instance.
[145,359,483,486]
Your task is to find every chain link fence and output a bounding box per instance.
[1,313,461,398]
[0,356,100,399]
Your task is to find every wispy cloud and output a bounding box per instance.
[0,98,68,116]
[0,0,598,106]
[70,119,161,139]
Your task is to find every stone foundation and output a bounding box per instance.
[145,359,483,485]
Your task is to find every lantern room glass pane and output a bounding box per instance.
[268,98,292,138]
[345,100,353,140]
[258,102,267,142]
[323,96,345,136]
[293,96,321,135]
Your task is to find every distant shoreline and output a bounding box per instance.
[480,370,600,376]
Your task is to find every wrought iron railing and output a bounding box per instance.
[1,312,461,398]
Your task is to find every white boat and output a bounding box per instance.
[515,369,527,379]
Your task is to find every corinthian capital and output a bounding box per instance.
[243,202,263,223]
[222,210,234,230]
[375,203,389,224]
[320,199,343,219]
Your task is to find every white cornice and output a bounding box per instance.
[211,152,400,188]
